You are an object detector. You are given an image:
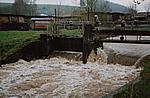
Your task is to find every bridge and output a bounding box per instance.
[82,24,150,64]
[40,24,150,64]
[94,29,150,44]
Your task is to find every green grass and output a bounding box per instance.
[113,62,150,98]
[0,31,41,60]
[0,29,82,61]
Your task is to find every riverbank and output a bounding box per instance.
[0,31,41,65]
[0,30,150,97]
[113,61,150,98]
[0,30,83,66]
[104,42,150,66]
[102,43,150,98]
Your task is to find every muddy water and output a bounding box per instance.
[0,36,149,97]
[104,46,138,66]
[0,51,141,98]
[104,43,150,66]
[103,36,150,66]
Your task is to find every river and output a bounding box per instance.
[0,36,150,98]
[0,51,143,98]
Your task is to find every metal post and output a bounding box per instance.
[55,9,56,23]
[54,9,57,34]
[88,7,90,21]
[83,24,93,64]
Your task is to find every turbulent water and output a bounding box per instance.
[0,49,142,98]
[103,36,150,65]
[0,34,149,98]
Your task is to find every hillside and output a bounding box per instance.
[0,3,77,15]
[81,0,128,13]
[108,1,128,12]
[36,4,77,16]
[0,1,128,15]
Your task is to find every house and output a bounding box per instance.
[31,16,54,30]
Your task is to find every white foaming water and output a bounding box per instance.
[0,49,142,98]
[87,48,108,64]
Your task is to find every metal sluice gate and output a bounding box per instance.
[41,24,150,64]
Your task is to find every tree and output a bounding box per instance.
[133,0,145,13]
[81,0,97,12]
[29,0,37,16]
[0,6,2,14]
[12,0,37,15]
[81,0,111,12]
[127,3,137,16]
[57,0,63,17]
[80,0,98,21]
[95,0,111,24]
[127,0,145,18]
[144,2,150,17]
[12,0,27,15]
[95,0,111,12]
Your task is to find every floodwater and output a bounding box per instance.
[0,36,149,98]
[0,49,142,98]
[104,36,150,65]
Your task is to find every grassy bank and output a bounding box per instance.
[0,29,82,62]
[0,31,41,60]
[113,61,150,98]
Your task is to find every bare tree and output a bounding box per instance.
[81,0,97,12]
[96,0,111,12]
[144,2,150,17]
[127,3,137,16]
[133,0,145,12]
[12,0,27,15]
[95,0,111,25]
[0,6,2,14]
[29,0,37,16]
[12,0,37,15]
[71,0,80,15]
[80,0,97,21]
[127,0,144,18]
[57,0,63,17]
[47,7,52,16]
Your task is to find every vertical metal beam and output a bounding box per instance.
[55,8,56,23]
[88,7,90,21]
[83,24,93,64]
[54,9,57,34]
[40,34,53,56]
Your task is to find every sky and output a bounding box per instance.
[0,0,150,11]
[0,0,80,5]
[107,0,150,11]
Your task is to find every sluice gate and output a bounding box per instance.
[40,34,83,54]
[41,24,150,64]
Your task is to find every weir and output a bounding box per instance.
[41,24,150,64]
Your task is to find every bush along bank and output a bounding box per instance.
[113,61,150,98]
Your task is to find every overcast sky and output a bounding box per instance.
[0,0,149,11]
[0,0,80,5]
[108,0,150,11]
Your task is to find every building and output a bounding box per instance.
[31,17,54,30]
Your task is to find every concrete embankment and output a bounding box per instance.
[104,43,150,66]
[101,43,150,98]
